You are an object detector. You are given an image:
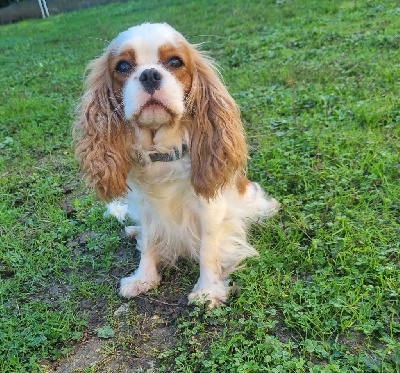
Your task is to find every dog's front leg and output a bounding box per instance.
[188,231,230,309]
[120,231,161,298]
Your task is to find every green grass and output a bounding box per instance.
[1,0,399,371]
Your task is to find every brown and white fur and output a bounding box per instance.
[74,23,280,308]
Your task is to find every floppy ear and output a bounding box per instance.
[187,47,248,200]
[73,53,132,201]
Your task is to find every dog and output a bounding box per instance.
[74,23,280,308]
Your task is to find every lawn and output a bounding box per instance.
[0,0,399,371]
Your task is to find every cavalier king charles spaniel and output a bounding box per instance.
[74,23,280,308]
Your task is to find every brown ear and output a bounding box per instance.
[73,53,132,201]
[187,48,248,200]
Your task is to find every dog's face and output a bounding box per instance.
[75,23,248,201]
[107,23,193,129]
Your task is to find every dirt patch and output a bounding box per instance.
[42,179,195,372]
[45,288,190,372]
[41,240,193,372]
[59,181,81,218]
[50,337,106,372]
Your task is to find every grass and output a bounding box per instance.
[0,0,399,371]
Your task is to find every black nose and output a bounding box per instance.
[139,68,162,94]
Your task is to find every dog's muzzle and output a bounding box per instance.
[139,68,162,94]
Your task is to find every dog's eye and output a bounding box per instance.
[167,57,184,69]
[115,61,133,74]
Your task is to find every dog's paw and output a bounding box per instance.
[125,225,140,237]
[188,291,226,309]
[120,273,160,298]
[188,281,230,309]
[248,182,281,219]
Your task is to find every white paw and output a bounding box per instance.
[105,199,128,222]
[188,280,230,309]
[120,273,160,298]
[125,225,140,237]
[264,197,281,216]
[248,182,281,219]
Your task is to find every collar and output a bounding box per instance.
[149,143,188,162]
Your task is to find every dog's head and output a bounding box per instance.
[109,23,190,129]
[74,23,248,200]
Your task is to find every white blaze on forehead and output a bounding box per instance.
[112,23,182,64]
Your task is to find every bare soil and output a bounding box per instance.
[41,264,192,372]
[46,293,189,372]
[43,199,192,371]
[29,184,191,372]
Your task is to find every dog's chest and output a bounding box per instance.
[128,162,201,224]
[148,178,200,224]
[127,175,204,259]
